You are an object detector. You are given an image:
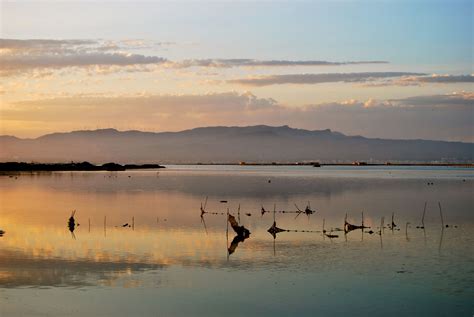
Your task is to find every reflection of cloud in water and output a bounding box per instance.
[0,221,472,298]
[0,249,164,288]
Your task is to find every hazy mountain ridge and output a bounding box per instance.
[1,125,472,163]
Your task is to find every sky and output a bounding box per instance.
[0,0,473,141]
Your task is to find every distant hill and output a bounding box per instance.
[0,125,472,163]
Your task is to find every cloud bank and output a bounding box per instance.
[0,39,168,76]
[362,74,474,87]
[167,59,388,68]
[0,39,389,77]
[227,72,427,86]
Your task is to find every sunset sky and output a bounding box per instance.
[0,0,472,141]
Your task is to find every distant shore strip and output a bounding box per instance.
[0,161,473,172]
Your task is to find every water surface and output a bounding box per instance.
[0,166,473,316]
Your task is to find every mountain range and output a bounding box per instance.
[1,125,472,163]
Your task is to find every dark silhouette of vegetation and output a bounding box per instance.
[0,161,165,172]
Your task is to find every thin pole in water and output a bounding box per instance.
[238,204,241,224]
[322,218,326,240]
[422,202,427,227]
[438,202,444,227]
[272,204,275,221]
[226,208,229,259]
[391,212,395,232]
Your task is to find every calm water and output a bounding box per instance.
[0,165,473,316]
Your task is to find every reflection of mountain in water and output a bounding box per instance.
[8,171,472,202]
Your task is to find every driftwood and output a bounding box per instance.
[227,213,250,255]
[68,210,78,239]
[228,214,250,238]
[344,213,368,234]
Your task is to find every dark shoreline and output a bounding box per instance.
[0,162,165,172]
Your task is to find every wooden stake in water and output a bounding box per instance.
[237,204,241,224]
[405,222,410,241]
[379,216,384,249]
[132,216,135,231]
[273,204,276,223]
[391,212,395,231]
[422,201,427,228]
[226,208,229,259]
[438,202,444,227]
[323,218,326,240]
[88,218,91,233]
[104,216,107,237]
